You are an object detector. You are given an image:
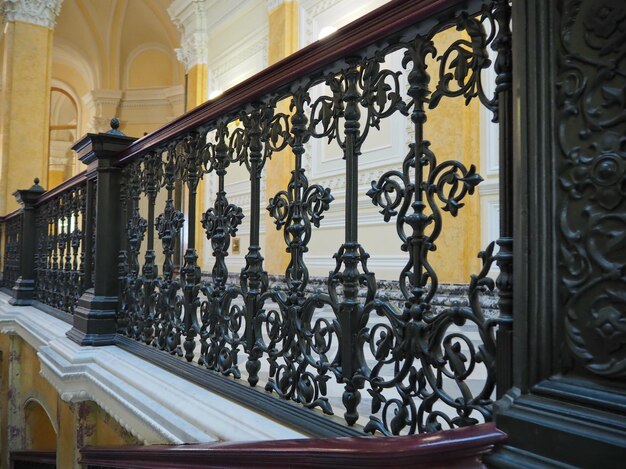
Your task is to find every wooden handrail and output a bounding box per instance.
[116,0,477,166]
[80,423,506,469]
[35,170,87,207]
[0,207,22,222]
[10,451,56,466]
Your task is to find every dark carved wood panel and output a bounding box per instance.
[487,1,626,467]
[556,0,626,379]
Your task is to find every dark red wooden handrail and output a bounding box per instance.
[0,207,22,222]
[116,0,477,166]
[80,423,506,469]
[35,170,87,207]
[9,451,56,465]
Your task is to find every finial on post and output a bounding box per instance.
[106,117,126,136]
[29,178,45,193]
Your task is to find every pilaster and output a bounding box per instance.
[264,0,299,275]
[488,0,626,466]
[0,0,63,213]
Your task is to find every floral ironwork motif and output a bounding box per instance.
[33,184,87,313]
[112,0,511,436]
[259,88,338,414]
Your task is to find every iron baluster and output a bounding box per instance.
[240,107,272,386]
[125,160,148,340]
[141,152,164,344]
[328,60,375,426]
[197,122,246,377]
[154,145,185,355]
[364,10,499,434]
[117,172,130,333]
[177,131,209,362]
[262,88,337,413]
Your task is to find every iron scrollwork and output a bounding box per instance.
[113,0,511,436]
[33,184,87,313]
[260,88,338,414]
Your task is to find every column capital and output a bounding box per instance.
[267,0,295,13]
[0,0,63,30]
[82,89,123,133]
[168,0,209,72]
[175,31,209,72]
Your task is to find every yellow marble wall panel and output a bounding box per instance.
[186,63,208,112]
[268,2,298,63]
[185,63,208,267]
[0,22,53,212]
[24,401,56,451]
[422,28,482,284]
[0,334,145,469]
[94,405,141,446]
[56,400,76,469]
[0,334,10,468]
[48,170,66,191]
[17,340,59,444]
[128,49,175,89]
[264,2,299,275]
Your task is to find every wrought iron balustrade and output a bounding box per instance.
[33,173,89,314]
[1,210,23,289]
[0,0,513,438]
[112,0,512,436]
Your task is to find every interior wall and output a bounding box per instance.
[24,400,57,451]
[0,334,142,468]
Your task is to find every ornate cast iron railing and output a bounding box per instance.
[0,0,512,438]
[112,0,512,436]
[33,173,89,313]
[1,210,23,289]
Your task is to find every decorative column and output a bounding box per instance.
[66,120,136,346]
[169,0,211,267]
[0,0,63,213]
[488,1,626,467]
[9,179,45,305]
[264,0,299,275]
[168,0,209,110]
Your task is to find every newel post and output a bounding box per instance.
[67,119,136,346]
[9,179,45,305]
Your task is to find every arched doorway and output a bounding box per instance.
[48,87,78,189]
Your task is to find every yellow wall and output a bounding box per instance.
[25,402,56,451]
[128,48,176,89]
[423,28,482,283]
[0,334,141,469]
[263,2,299,275]
[0,21,53,212]
[47,170,66,190]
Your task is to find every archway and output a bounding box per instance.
[24,399,57,451]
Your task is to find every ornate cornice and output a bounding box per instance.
[82,89,123,133]
[267,0,295,13]
[175,32,209,72]
[0,0,63,30]
[168,0,209,71]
